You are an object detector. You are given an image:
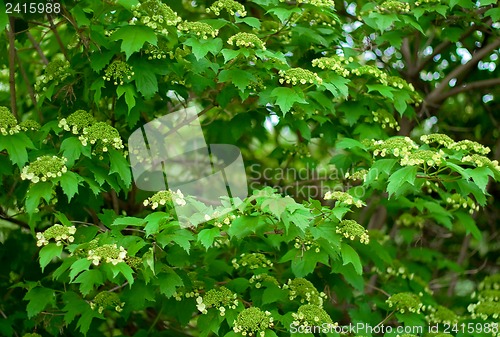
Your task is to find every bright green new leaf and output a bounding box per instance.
[58,171,83,202]
[111,25,157,59]
[198,227,220,250]
[270,87,308,115]
[0,133,35,168]
[39,243,63,272]
[73,270,105,296]
[387,166,418,197]
[24,286,55,318]
[341,242,363,275]
[108,148,132,188]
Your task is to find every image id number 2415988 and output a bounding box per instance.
[6,2,61,14]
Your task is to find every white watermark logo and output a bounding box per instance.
[128,107,248,227]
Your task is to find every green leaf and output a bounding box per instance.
[39,243,63,272]
[116,84,136,114]
[0,133,35,168]
[60,137,91,166]
[270,87,308,115]
[158,269,183,298]
[267,7,301,22]
[73,270,105,296]
[455,211,482,241]
[322,75,350,97]
[129,59,159,98]
[341,242,362,275]
[108,148,132,188]
[112,216,145,226]
[235,16,261,29]
[110,262,135,286]
[368,12,399,32]
[282,208,312,233]
[479,0,497,5]
[58,171,83,202]
[227,216,262,239]
[291,248,329,277]
[184,37,222,60]
[485,8,500,21]
[387,166,417,197]
[466,166,493,193]
[144,212,168,237]
[366,84,394,99]
[25,182,53,215]
[24,286,55,318]
[70,259,92,282]
[261,195,296,220]
[218,69,256,92]
[198,227,220,250]
[111,25,157,59]
[336,138,367,151]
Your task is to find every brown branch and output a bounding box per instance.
[15,52,41,121]
[438,78,500,101]
[447,234,471,296]
[425,37,500,105]
[7,17,18,119]
[27,32,49,65]
[47,16,68,59]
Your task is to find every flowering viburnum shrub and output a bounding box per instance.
[1,0,500,336]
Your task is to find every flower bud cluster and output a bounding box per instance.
[386,292,424,314]
[336,220,370,244]
[196,286,238,315]
[280,0,335,6]
[58,110,95,134]
[450,140,490,155]
[36,224,76,247]
[174,272,204,301]
[178,21,219,39]
[468,301,500,320]
[291,304,336,328]
[103,61,134,86]
[373,265,415,280]
[78,122,124,154]
[324,191,364,207]
[445,193,479,214]
[0,107,21,135]
[249,274,280,289]
[312,56,351,77]
[344,169,368,181]
[206,0,247,17]
[283,278,327,306]
[132,1,181,34]
[396,213,425,228]
[90,291,125,314]
[378,0,410,13]
[232,307,274,336]
[143,189,187,209]
[232,253,273,270]
[22,334,42,337]
[415,0,441,6]
[399,149,443,167]
[207,212,237,228]
[479,274,500,291]
[462,154,500,173]
[144,39,169,60]
[228,32,266,50]
[352,65,389,85]
[35,60,70,91]
[371,137,419,158]
[294,230,321,253]
[279,68,323,85]
[87,243,127,266]
[21,156,68,184]
[426,305,459,325]
[370,109,400,130]
[420,134,454,147]
[19,120,41,132]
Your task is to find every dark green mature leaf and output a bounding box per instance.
[39,243,63,272]
[0,133,35,168]
[108,148,132,188]
[270,87,308,115]
[158,269,183,298]
[24,286,55,318]
[69,259,92,282]
[218,69,256,92]
[111,25,157,59]
[455,211,482,241]
[110,262,135,286]
[58,171,83,202]
[73,270,105,296]
[341,242,362,275]
[184,37,222,60]
[25,182,53,215]
[466,166,493,193]
[60,137,91,166]
[387,166,417,197]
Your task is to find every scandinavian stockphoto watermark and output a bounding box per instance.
[128,107,248,227]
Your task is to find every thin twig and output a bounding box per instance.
[7,17,18,119]
[27,32,49,65]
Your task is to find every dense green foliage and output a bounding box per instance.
[0,0,499,336]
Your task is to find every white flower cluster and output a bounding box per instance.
[206,0,247,17]
[232,307,274,337]
[196,286,238,316]
[36,224,76,247]
[312,56,351,77]
[283,278,327,307]
[205,212,237,228]
[78,122,124,154]
[462,154,500,173]
[87,243,127,266]
[143,189,187,209]
[0,107,21,136]
[371,137,419,158]
[291,304,336,328]
[450,140,490,155]
[232,253,273,270]
[228,32,266,50]
[249,274,280,289]
[21,156,68,183]
[324,191,364,207]
[58,110,95,134]
[279,68,323,85]
[336,219,370,244]
[399,149,444,167]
